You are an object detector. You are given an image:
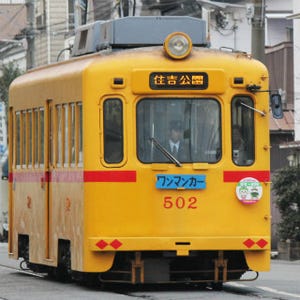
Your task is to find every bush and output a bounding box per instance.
[272,166,300,241]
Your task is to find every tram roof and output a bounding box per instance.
[72,16,207,57]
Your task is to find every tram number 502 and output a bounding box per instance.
[163,196,198,209]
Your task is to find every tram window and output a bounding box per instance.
[64,104,69,166]
[57,105,63,167]
[49,105,54,166]
[231,96,254,166]
[34,109,39,166]
[28,110,33,167]
[137,98,221,164]
[15,112,21,167]
[71,103,76,165]
[103,99,123,163]
[39,109,44,166]
[78,102,83,165]
[33,108,45,167]
[22,111,26,167]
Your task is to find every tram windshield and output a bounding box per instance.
[137,98,221,164]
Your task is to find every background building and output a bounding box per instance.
[0,1,26,69]
[0,103,7,155]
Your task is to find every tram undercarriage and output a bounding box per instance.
[17,232,260,289]
[98,250,252,285]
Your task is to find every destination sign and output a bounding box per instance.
[150,72,208,90]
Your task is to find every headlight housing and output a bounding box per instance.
[164,32,192,59]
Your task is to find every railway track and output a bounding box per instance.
[0,261,45,278]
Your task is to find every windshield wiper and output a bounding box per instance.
[150,137,182,167]
[239,101,266,117]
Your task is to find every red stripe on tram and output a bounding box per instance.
[223,170,270,182]
[10,170,137,183]
[84,170,137,182]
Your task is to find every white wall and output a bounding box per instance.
[266,0,293,11]
[208,6,251,52]
[265,18,293,46]
[207,0,293,52]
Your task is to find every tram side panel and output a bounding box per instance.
[8,67,87,272]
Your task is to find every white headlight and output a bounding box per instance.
[164,32,192,59]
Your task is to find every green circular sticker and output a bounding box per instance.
[236,177,263,204]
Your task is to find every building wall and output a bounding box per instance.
[30,0,295,66]
[265,42,294,109]
[266,0,293,11]
[34,0,69,66]
[49,1,68,63]
[208,7,251,52]
[35,34,48,66]
[208,0,293,52]
[266,40,294,249]
[265,18,293,46]
[294,0,300,141]
[0,103,7,155]
[271,134,294,172]
[89,0,112,20]
[0,0,24,3]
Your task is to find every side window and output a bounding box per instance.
[103,99,123,163]
[71,103,76,165]
[63,104,69,166]
[56,105,63,166]
[22,111,26,167]
[28,110,33,167]
[55,102,82,168]
[39,108,44,166]
[14,110,33,168]
[78,102,83,165]
[231,96,254,166]
[34,109,39,166]
[31,107,45,168]
[15,112,21,167]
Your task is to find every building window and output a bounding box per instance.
[68,0,75,30]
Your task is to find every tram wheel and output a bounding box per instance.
[211,282,223,290]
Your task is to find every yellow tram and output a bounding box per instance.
[8,16,281,286]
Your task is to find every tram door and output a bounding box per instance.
[9,103,52,261]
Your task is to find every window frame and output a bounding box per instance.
[102,98,124,165]
[136,97,222,164]
[231,95,255,166]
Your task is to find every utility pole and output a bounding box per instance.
[25,0,35,69]
[251,0,265,63]
[118,0,129,17]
